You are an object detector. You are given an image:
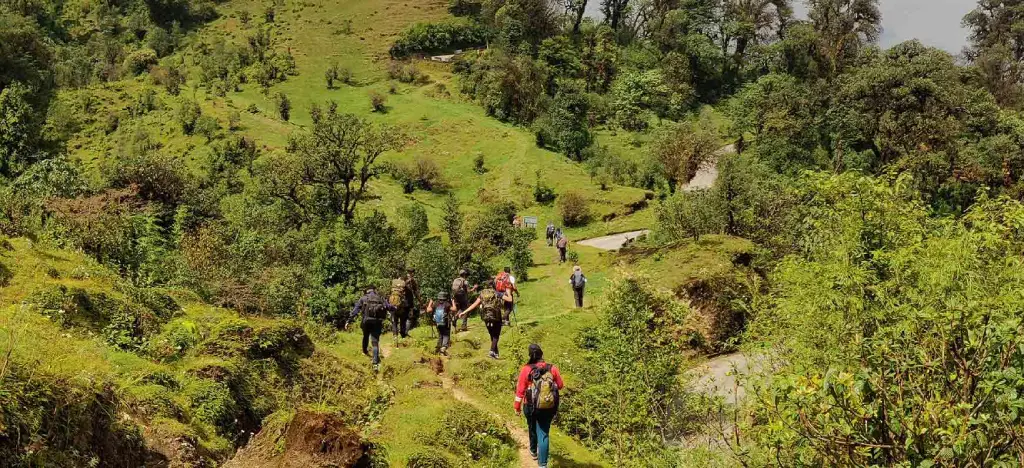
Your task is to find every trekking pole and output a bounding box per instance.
[512,297,519,329]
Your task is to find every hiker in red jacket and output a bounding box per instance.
[514,344,565,468]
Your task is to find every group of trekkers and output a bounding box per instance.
[545,221,570,264]
[345,225,581,467]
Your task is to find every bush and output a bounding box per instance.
[387,62,427,84]
[195,115,220,142]
[448,0,482,17]
[275,92,291,121]
[0,261,12,287]
[533,173,556,204]
[392,156,448,193]
[177,98,201,135]
[123,48,158,75]
[473,152,486,174]
[369,90,387,113]
[425,402,516,463]
[558,277,692,465]
[407,450,453,468]
[655,188,725,242]
[389,19,490,58]
[558,191,591,227]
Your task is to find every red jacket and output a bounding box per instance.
[514,361,564,412]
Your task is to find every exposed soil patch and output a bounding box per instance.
[225,411,372,468]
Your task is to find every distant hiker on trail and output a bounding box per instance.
[554,227,563,242]
[545,222,555,246]
[495,267,519,325]
[569,265,587,308]
[428,291,456,355]
[388,275,412,338]
[556,234,568,264]
[346,286,394,371]
[515,344,564,468]
[451,269,478,332]
[462,279,511,359]
[405,268,422,329]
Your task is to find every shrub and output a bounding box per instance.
[473,152,486,174]
[264,5,275,22]
[392,156,448,193]
[123,48,158,75]
[195,115,220,142]
[177,98,201,135]
[387,62,426,84]
[558,277,692,465]
[533,173,556,204]
[448,0,482,17]
[389,19,490,58]
[0,261,12,287]
[369,90,387,113]
[655,189,724,242]
[275,92,291,121]
[407,450,453,468]
[558,191,591,227]
[228,110,241,131]
[425,402,516,463]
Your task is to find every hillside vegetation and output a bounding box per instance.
[7,0,1024,466]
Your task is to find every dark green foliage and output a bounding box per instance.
[506,228,534,281]
[389,19,491,58]
[448,0,482,17]
[455,50,548,124]
[442,194,463,245]
[369,90,387,113]
[275,92,291,121]
[533,173,556,204]
[538,81,593,160]
[406,237,457,299]
[472,152,486,173]
[0,260,11,287]
[28,285,174,350]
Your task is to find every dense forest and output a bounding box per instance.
[5,0,1024,466]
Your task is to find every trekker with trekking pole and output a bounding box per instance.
[495,267,519,326]
[461,279,510,359]
[556,234,568,264]
[388,274,413,338]
[345,286,394,372]
[545,222,555,246]
[514,344,564,468]
[427,291,456,355]
[569,265,587,308]
[451,269,477,332]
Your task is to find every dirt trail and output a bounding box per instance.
[379,342,533,467]
[577,229,650,250]
[441,373,534,468]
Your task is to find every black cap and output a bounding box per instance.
[504,266,511,273]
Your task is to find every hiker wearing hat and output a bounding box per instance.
[460,279,511,359]
[569,265,587,308]
[427,291,457,355]
[346,285,395,371]
[515,344,564,468]
[451,269,477,332]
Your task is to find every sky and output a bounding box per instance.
[584,0,978,53]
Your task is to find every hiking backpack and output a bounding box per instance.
[451,277,468,302]
[479,289,503,323]
[389,279,407,308]
[362,293,388,321]
[571,271,585,289]
[556,237,568,249]
[495,272,512,293]
[527,364,559,411]
[546,225,554,236]
[433,303,450,326]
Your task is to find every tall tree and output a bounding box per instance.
[562,0,589,33]
[964,0,1024,107]
[601,0,630,31]
[258,102,405,223]
[721,0,792,86]
[807,0,881,77]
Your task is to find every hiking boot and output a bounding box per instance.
[488,351,498,360]
[530,451,538,460]
[372,364,380,372]
[440,346,448,356]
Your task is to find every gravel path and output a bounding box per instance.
[576,229,650,250]
[682,143,734,192]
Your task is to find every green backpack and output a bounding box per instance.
[527,364,559,411]
[479,289,503,323]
